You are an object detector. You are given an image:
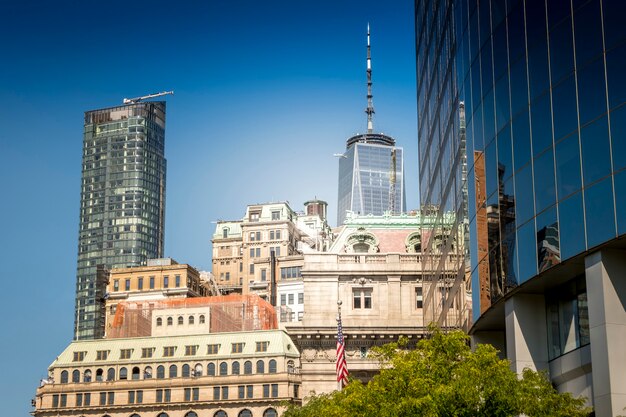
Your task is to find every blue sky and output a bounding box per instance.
[0,1,417,414]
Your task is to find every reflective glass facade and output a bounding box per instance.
[337,133,406,225]
[75,102,167,339]
[417,0,626,325]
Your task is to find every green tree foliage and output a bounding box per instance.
[283,329,589,417]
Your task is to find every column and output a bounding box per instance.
[504,294,548,373]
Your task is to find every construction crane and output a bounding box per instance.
[123,91,173,104]
[389,148,397,214]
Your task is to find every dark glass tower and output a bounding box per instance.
[337,25,406,225]
[417,0,626,413]
[75,101,167,340]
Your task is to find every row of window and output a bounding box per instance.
[60,359,291,383]
[112,274,182,292]
[280,293,303,306]
[155,314,206,327]
[280,266,301,279]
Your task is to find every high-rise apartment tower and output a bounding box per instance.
[337,25,406,225]
[75,101,167,340]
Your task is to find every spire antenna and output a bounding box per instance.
[366,23,375,133]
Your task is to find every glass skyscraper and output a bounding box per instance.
[417,0,626,414]
[75,101,167,340]
[337,133,405,225]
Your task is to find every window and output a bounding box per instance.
[271,384,278,397]
[107,368,115,381]
[72,351,86,362]
[213,386,221,400]
[156,317,163,326]
[263,384,270,398]
[83,393,91,405]
[268,359,277,373]
[249,232,256,241]
[99,392,106,405]
[107,391,114,405]
[96,368,103,381]
[113,279,119,291]
[264,408,278,417]
[287,360,295,374]
[353,289,372,309]
[169,364,178,378]
[157,412,170,417]
[175,275,181,287]
[249,264,254,273]
[256,231,261,240]
[110,304,117,314]
[184,388,192,402]
[125,279,130,291]
[167,317,173,326]
[142,347,154,358]
[298,292,304,304]
[163,346,176,357]
[149,276,155,289]
[261,269,267,281]
[231,343,244,353]
[415,287,423,309]
[83,369,92,382]
[225,272,230,281]
[207,344,220,354]
[294,383,300,398]
[270,230,275,240]
[119,367,128,380]
[215,411,227,417]
[163,276,169,288]
[144,366,152,379]
[178,316,184,325]
[128,390,135,404]
[208,363,216,376]
[52,394,59,408]
[182,364,190,377]
[72,369,80,383]
[547,277,590,359]
[185,412,199,417]
[59,394,67,407]
[77,393,83,406]
[256,360,265,373]
[280,266,301,279]
[194,363,203,377]
[271,211,280,220]
[250,248,255,257]
[247,385,253,398]
[276,230,281,239]
[238,385,245,399]
[156,389,170,403]
[96,350,109,360]
[185,345,198,356]
[193,388,199,401]
[120,348,133,359]
[60,370,68,383]
[280,294,286,305]
[256,341,269,352]
[250,211,261,222]
[244,360,252,374]
[219,362,228,376]
[157,365,165,379]
[288,294,294,304]
[298,311,304,321]
[199,315,206,324]
[239,410,252,417]
[270,246,280,256]
[223,228,229,238]
[222,386,229,399]
[138,277,143,290]
[232,361,241,375]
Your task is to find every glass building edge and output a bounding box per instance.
[75,101,167,340]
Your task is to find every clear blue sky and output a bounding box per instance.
[0,1,417,414]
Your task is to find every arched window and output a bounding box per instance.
[199,315,206,324]
[167,317,173,326]
[157,413,169,417]
[287,360,295,374]
[264,408,278,417]
[156,365,165,379]
[194,363,203,377]
[207,362,216,376]
[169,364,178,378]
[119,367,128,380]
[132,366,140,380]
[232,361,240,375]
[60,370,68,383]
[72,369,80,383]
[238,410,252,417]
[83,369,92,382]
[219,362,228,376]
[144,366,152,379]
[256,360,265,374]
[130,414,141,417]
[156,317,163,326]
[107,367,115,381]
[243,361,252,375]
[185,412,199,417]
[178,316,184,325]
[268,359,277,374]
[214,411,228,417]
[95,368,103,381]
[182,364,190,377]
[189,315,195,325]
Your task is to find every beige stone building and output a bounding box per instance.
[285,212,468,396]
[105,258,212,335]
[211,201,332,302]
[32,330,301,417]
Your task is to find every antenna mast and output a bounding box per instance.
[389,148,397,213]
[366,23,375,133]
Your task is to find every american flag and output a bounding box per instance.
[336,310,349,388]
